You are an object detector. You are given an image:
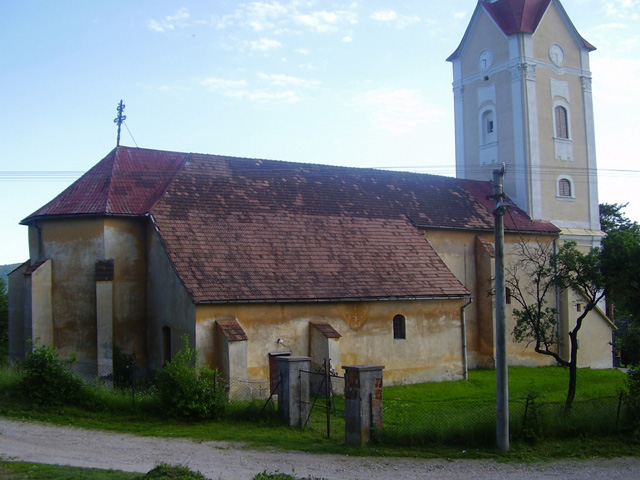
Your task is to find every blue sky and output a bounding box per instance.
[1,0,639,264]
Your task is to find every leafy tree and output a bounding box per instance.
[599,203,640,366]
[600,203,639,234]
[506,241,605,410]
[0,277,7,365]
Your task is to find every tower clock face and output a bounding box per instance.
[478,50,493,72]
[549,44,565,66]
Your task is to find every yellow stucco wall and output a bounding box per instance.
[424,229,560,369]
[146,223,196,371]
[104,218,148,365]
[26,217,148,375]
[560,289,615,369]
[532,4,590,224]
[194,298,466,388]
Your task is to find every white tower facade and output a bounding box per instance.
[448,0,602,246]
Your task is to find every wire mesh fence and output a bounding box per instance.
[227,378,271,401]
[379,393,627,447]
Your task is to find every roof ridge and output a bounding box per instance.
[103,147,121,214]
[144,152,189,212]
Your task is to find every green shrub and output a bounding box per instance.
[20,343,84,406]
[625,368,640,438]
[143,463,208,480]
[113,345,137,390]
[253,471,327,480]
[153,336,227,420]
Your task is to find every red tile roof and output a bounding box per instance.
[23,146,559,303]
[217,319,249,342]
[25,148,186,218]
[311,322,342,339]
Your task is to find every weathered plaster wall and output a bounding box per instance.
[195,298,465,390]
[425,229,559,369]
[104,218,148,365]
[7,262,28,362]
[35,218,105,375]
[29,259,54,350]
[19,217,150,377]
[532,4,590,226]
[146,224,196,371]
[560,289,615,369]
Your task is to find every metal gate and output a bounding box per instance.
[300,358,345,439]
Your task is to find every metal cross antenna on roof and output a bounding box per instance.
[113,100,126,147]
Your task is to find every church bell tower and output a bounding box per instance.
[448,0,602,246]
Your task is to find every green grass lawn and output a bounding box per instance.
[0,365,636,462]
[385,366,626,404]
[381,367,628,447]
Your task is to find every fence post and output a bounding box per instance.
[343,365,384,446]
[277,356,311,428]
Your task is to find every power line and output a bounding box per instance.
[0,165,638,182]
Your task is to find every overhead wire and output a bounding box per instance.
[0,164,638,183]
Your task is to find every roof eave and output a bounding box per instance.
[194,294,472,306]
[21,212,148,226]
[418,224,560,235]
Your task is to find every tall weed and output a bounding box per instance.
[20,344,85,406]
[153,336,227,420]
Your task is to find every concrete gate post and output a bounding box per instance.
[277,356,311,427]
[343,365,384,446]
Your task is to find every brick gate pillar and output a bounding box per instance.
[343,365,384,446]
[277,356,311,427]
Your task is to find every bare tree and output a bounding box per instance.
[506,241,605,410]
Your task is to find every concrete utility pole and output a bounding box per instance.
[492,164,509,451]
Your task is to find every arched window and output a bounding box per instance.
[481,109,496,144]
[555,105,569,139]
[393,315,406,340]
[557,177,574,198]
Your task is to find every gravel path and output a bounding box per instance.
[1,418,639,479]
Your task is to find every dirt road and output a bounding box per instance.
[1,418,639,479]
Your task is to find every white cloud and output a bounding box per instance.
[249,37,283,51]
[256,73,320,89]
[371,10,397,22]
[293,9,357,33]
[215,1,358,35]
[350,89,445,135]
[370,9,419,28]
[201,72,319,104]
[201,78,250,98]
[148,7,191,33]
[248,90,300,103]
[601,0,640,18]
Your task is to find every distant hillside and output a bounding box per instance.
[1,264,21,290]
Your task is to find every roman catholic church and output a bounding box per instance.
[8,0,614,397]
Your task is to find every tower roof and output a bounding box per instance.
[482,0,551,35]
[448,0,595,61]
